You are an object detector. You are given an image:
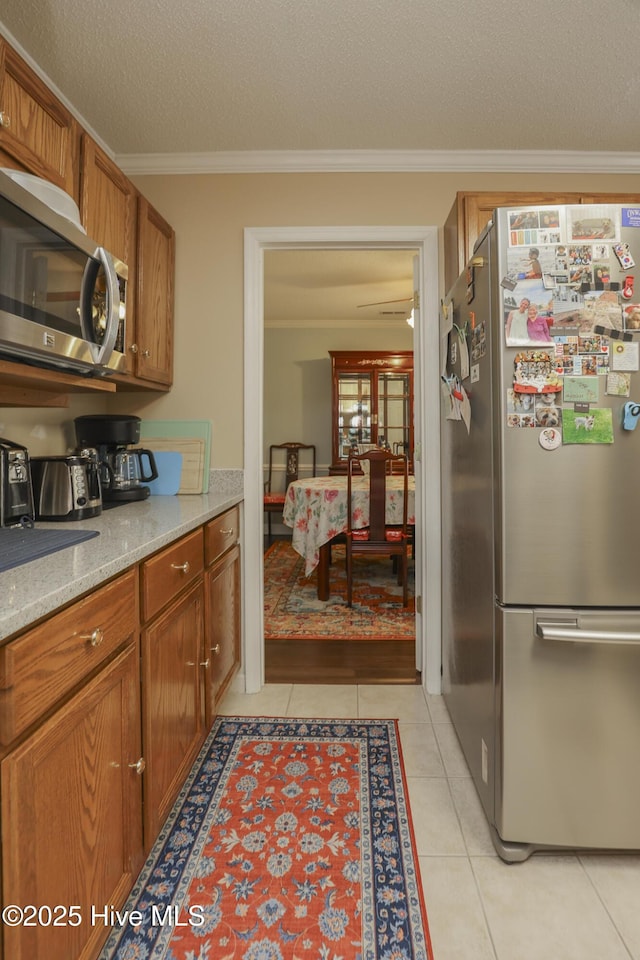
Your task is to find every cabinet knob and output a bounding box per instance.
[200,658,210,668]
[128,757,146,775]
[211,643,221,655]
[170,560,190,574]
[141,349,151,358]
[129,343,139,354]
[0,112,11,128]
[81,627,104,647]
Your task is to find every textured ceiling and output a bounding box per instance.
[264,249,416,328]
[0,0,638,158]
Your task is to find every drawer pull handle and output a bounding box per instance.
[171,561,190,574]
[219,527,234,537]
[200,658,210,668]
[212,643,221,655]
[128,757,146,775]
[81,627,104,647]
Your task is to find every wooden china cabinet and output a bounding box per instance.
[329,351,414,470]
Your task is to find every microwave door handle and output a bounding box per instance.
[80,247,119,365]
[536,622,640,645]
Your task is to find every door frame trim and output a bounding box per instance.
[243,225,442,695]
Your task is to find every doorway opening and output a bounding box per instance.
[262,249,417,683]
[243,226,442,697]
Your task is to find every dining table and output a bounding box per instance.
[282,474,415,600]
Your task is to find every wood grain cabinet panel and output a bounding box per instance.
[141,527,204,622]
[135,196,175,386]
[444,190,640,293]
[205,542,241,724]
[204,506,242,725]
[0,40,80,198]
[0,569,136,744]
[205,505,240,565]
[80,135,138,375]
[141,579,205,845]
[1,643,143,960]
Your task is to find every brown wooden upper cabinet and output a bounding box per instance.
[444,190,640,294]
[135,197,175,386]
[0,39,80,199]
[80,141,176,388]
[80,135,138,375]
[330,351,414,469]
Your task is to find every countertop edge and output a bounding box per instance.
[0,492,243,643]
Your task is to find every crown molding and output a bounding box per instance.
[117,148,640,177]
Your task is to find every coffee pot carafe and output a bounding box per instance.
[74,415,158,503]
[109,448,158,493]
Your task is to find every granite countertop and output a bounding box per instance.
[0,488,243,643]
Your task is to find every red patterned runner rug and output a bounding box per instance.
[100,717,433,960]
[264,541,415,642]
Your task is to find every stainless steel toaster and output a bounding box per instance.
[30,454,102,521]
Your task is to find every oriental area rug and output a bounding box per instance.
[264,541,415,642]
[100,716,433,960]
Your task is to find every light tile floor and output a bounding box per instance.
[218,683,640,960]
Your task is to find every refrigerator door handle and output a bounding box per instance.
[537,621,640,645]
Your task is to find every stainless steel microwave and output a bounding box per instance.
[0,168,127,376]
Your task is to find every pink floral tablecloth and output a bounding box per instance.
[282,475,416,576]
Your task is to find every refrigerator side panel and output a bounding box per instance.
[496,605,640,851]
[440,230,497,822]
[493,205,640,607]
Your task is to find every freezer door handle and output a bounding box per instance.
[536,621,640,645]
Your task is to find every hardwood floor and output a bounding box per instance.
[264,536,419,684]
[265,639,420,684]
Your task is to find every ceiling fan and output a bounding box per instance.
[357,296,414,308]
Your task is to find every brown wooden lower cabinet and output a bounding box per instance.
[205,542,241,723]
[141,578,206,846]
[1,643,143,960]
[0,505,242,960]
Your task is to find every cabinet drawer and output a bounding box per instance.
[141,528,204,622]
[205,506,239,566]
[0,568,136,745]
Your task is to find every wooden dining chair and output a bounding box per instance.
[264,442,316,545]
[345,449,410,607]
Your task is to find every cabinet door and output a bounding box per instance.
[334,369,373,461]
[141,580,205,845]
[80,136,138,374]
[1,644,143,960]
[443,191,640,292]
[135,196,175,385]
[0,40,79,198]
[378,369,413,458]
[204,544,241,726]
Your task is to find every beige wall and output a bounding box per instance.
[264,326,414,469]
[3,171,639,463]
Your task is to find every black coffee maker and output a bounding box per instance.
[74,415,158,503]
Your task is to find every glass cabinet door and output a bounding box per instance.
[378,371,411,456]
[336,372,372,458]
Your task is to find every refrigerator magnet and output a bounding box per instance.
[539,427,562,450]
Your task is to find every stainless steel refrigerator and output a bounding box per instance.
[440,203,640,861]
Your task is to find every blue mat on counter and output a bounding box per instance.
[0,526,99,573]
